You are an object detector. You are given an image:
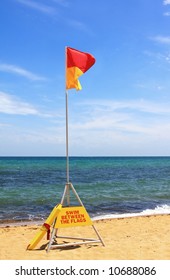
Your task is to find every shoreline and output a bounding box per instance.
[1,204,170,228]
[0,212,169,228]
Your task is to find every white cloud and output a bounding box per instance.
[0,63,45,81]
[144,49,170,69]
[0,91,40,115]
[163,1,170,16]
[163,0,170,5]
[163,12,170,16]
[151,36,170,44]
[16,0,57,15]
[1,97,170,156]
[78,99,170,116]
[66,98,170,150]
[16,0,89,33]
[65,98,170,155]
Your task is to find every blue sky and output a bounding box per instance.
[1,0,170,156]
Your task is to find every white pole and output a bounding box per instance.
[65,90,69,184]
[65,47,69,184]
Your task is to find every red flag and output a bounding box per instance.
[66,47,95,90]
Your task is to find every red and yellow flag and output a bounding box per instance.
[66,47,95,90]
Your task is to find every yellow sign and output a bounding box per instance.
[55,206,93,228]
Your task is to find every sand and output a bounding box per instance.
[0,214,169,260]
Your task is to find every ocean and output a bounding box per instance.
[0,156,170,224]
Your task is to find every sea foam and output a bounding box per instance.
[92,204,170,221]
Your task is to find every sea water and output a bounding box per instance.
[0,156,170,223]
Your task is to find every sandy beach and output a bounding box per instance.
[0,214,169,260]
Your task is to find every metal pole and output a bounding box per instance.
[65,46,70,184]
[65,90,69,183]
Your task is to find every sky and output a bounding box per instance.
[1,0,170,156]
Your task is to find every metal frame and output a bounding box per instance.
[46,183,105,252]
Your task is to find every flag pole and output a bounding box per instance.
[65,47,69,184]
[65,89,69,184]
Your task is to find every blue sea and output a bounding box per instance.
[0,156,170,224]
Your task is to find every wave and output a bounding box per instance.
[92,204,170,221]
